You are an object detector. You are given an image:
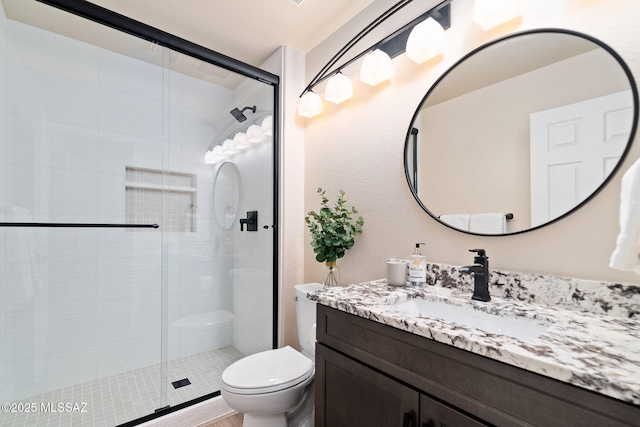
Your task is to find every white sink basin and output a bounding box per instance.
[393,299,548,341]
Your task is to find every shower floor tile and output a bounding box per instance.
[0,346,245,427]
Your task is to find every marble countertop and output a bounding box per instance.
[309,279,640,406]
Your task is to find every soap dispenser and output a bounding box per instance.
[409,243,427,287]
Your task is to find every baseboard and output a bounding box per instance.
[138,396,234,427]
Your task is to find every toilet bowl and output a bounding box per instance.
[220,283,323,427]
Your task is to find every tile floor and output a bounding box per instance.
[0,346,244,427]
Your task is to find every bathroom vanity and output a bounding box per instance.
[310,266,640,426]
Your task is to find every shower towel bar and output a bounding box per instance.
[0,222,159,228]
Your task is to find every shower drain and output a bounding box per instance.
[171,378,191,389]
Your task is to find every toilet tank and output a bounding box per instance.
[295,283,324,358]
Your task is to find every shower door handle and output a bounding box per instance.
[239,211,258,231]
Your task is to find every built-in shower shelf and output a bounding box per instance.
[125,182,197,193]
[125,167,198,233]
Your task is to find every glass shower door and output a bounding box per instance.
[163,49,276,409]
[0,1,278,425]
[0,8,169,425]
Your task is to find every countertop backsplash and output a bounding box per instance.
[395,261,640,319]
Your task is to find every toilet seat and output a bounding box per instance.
[221,346,314,395]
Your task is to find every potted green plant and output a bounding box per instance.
[305,187,364,287]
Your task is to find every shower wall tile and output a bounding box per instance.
[3,357,42,401]
[4,163,38,217]
[44,123,99,172]
[39,346,98,394]
[167,107,183,168]
[168,69,183,107]
[96,334,162,379]
[47,168,99,218]
[7,64,99,128]
[4,164,99,221]
[98,172,125,218]
[181,107,219,148]
[99,49,163,102]
[180,73,234,115]
[7,20,99,85]
[3,310,39,362]
[5,115,40,167]
[97,134,165,174]
[98,87,163,141]
[44,306,99,355]
[96,296,161,345]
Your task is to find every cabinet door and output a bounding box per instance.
[420,394,489,427]
[316,344,420,427]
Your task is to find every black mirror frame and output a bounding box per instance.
[404,28,639,237]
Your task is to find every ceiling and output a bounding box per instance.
[78,0,376,68]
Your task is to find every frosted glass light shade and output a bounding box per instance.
[246,124,263,143]
[324,72,353,104]
[232,133,248,150]
[261,115,273,136]
[212,145,224,159]
[406,17,446,64]
[360,49,393,86]
[298,91,323,118]
[222,139,236,155]
[473,0,522,31]
[204,150,216,164]
[204,145,225,164]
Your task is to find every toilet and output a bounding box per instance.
[220,283,323,427]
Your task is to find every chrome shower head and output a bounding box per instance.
[230,105,256,123]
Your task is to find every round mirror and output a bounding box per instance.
[213,162,242,230]
[405,29,638,236]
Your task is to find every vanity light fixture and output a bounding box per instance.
[297,0,451,119]
[298,90,323,118]
[246,124,263,143]
[360,49,394,86]
[261,115,273,136]
[204,145,225,164]
[324,72,353,104]
[204,150,216,164]
[222,139,237,155]
[473,0,522,32]
[405,17,446,64]
[233,132,249,149]
[204,108,272,164]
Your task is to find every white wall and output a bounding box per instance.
[0,19,241,401]
[261,45,308,350]
[300,0,640,294]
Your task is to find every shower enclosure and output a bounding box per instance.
[0,1,278,426]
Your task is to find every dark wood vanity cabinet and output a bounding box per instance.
[317,343,485,427]
[315,305,640,427]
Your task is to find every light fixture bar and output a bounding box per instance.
[301,0,414,96]
[300,0,450,97]
[376,1,450,59]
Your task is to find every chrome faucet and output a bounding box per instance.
[459,249,491,302]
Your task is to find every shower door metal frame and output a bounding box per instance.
[30,1,281,425]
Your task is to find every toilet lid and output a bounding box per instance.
[222,346,313,394]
